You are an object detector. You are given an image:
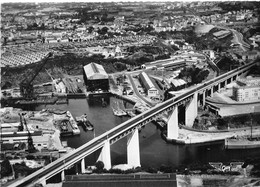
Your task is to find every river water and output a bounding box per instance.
[36,97,260,169]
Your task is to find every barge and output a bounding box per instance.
[53,111,80,136]
[75,114,94,131]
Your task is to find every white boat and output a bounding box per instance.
[127,111,136,117]
[66,111,80,135]
[111,101,127,117]
[112,107,127,117]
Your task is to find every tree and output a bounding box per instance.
[98,27,108,35]
[88,26,94,33]
[95,161,104,171]
[114,62,126,71]
[1,159,13,177]
[32,22,38,28]
[40,23,45,30]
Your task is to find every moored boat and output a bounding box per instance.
[54,111,80,136]
[126,111,136,117]
[76,114,94,131]
[66,111,80,135]
[111,100,127,117]
[111,107,127,117]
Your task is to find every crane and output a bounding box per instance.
[18,112,24,132]
[19,113,36,153]
[20,52,53,100]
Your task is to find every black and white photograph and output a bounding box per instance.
[1,0,260,186]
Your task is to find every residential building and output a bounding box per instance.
[233,77,260,102]
[241,51,260,61]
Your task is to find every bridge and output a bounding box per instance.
[9,60,257,187]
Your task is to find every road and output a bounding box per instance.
[217,26,250,52]
[231,29,250,49]
[127,74,154,107]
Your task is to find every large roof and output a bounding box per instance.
[169,78,186,87]
[195,24,215,34]
[83,63,108,80]
[139,72,157,91]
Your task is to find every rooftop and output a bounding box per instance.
[83,62,108,80]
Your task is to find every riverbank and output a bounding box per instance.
[177,174,260,187]
[163,125,260,144]
[44,174,260,187]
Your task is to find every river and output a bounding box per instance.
[36,97,260,169]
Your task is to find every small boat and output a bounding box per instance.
[76,114,94,131]
[111,107,127,117]
[126,111,136,117]
[111,101,127,117]
[56,119,74,136]
[225,136,260,149]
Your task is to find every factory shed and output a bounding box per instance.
[169,78,187,87]
[139,72,159,97]
[83,63,109,92]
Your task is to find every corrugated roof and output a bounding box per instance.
[170,78,186,87]
[83,63,108,80]
[140,72,155,90]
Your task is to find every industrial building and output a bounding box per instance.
[83,63,109,92]
[139,72,159,98]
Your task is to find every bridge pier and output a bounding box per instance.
[98,140,111,170]
[61,170,65,181]
[127,128,140,168]
[167,105,178,139]
[38,178,46,186]
[185,92,198,127]
[81,158,86,173]
[210,87,213,97]
[218,83,221,92]
[202,91,206,106]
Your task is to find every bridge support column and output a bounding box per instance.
[185,92,198,127]
[167,105,178,139]
[202,91,206,106]
[224,80,227,87]
[81,158,86,174]
[127,128,140,168]
[61,170,65,181]
[210,87,214,97]
[218,83,221,92]
[38,178,46,186]
[98,140,111,170]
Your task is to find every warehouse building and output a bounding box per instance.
[83,63,109,92]
[139,72,159,98]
